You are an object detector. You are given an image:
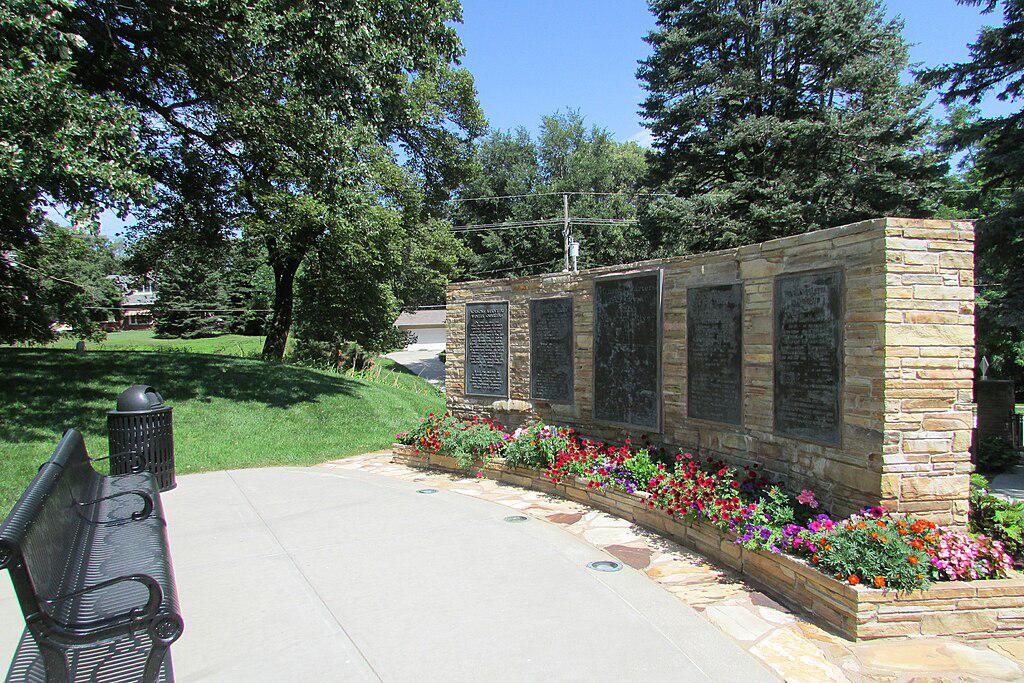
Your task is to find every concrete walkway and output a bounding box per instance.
[0,465,772,682]
[991,463,1024,501]
[385,348,445,387]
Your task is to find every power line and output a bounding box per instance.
[449,190,677,204]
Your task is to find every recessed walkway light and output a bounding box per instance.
[587,560,623,573]
[417,488,439,494]
[504,515,528,523]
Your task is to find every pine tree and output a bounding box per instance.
[638,0,947,254]
[922,0,1024,382]
[151,247,227,339]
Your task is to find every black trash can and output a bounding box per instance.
[107,385,175,491]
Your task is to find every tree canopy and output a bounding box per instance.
[922,0,1024,384]
[453,111,649,278]
[638,0,948,254]
[2,0,484,355]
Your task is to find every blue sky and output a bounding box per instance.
[457,0,1012,143]
[91,0,1009,237]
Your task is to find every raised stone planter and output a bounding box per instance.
[393,443,1024,642]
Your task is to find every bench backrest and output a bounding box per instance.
[0,429,101,618]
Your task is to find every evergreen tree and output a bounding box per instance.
[453,111,649,278]
[152,247,227,339]
[922,0,1024,386]
[224,239,273,336]
[638,0,947,254]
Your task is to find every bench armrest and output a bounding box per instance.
[89,450,147,473]
[34,574,165,645]
[76,489,155,524]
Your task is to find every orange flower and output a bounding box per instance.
[845,524,854,531]
[897,529,908,536]
[876,520,887,527]
[911,539,924,550]
[908,555,920,565]
[870,531,879,540]
[811,554,820,564]
[848,575,861,585]
[857,522,868,529]
[880,536,888,544]
[873,576,886,589]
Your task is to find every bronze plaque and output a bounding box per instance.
[593,271,661,430]
[530,297,574,403]
[773,270,843,445]
[465,302,508,397]
[687,284,743,425]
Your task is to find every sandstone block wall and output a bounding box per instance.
[445,218,976,523]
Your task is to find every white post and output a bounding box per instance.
[562,193,570,272]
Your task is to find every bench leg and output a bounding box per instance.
[143,644,168,683]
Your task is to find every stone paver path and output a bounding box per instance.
[324,452,1024,683]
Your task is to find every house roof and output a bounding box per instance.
[123,291,157,306]
[395,308,446,327]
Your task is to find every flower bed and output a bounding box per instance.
[395,413,1024,641]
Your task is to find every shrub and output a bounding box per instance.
[396,412,505,471]
[970,474,1024,563]
[975,436,1019,474]
[502,424,572,469]
[786,508,934,590]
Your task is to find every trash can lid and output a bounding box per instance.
[116,385,165,412]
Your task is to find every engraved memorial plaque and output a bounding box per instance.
[593,272,661,430]
[530,297,574,403]
[465,302,508,397]
[773,270,843,445]
[687,284,743,425]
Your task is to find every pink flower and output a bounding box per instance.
[797,489,819,508]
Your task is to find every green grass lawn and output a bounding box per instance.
[0,343,441,515]
[28,330,270,356]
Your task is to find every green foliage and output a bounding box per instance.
[806,518,932,591]
[638,0,946,254]
[502,424,571,469]
[1,221,122,344]
[453,111,650,277]
[923,2,1024,391]
[975,436,1019,474]
[621,448,660,489]
[971,474,1024,562]
[734,488,798,552]
[152,247,228,339]
[1,0,484,353]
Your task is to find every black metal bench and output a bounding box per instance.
[0,429,183,682]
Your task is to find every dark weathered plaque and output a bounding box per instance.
[687,284,743,425]
[773,270,843,445]
[530,297,574,403]
[465,302,508,397]
[593,272,661,430]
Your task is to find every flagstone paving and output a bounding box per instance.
[321,452,1024,683]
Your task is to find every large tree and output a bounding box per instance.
[2,0,483,356]
[638,0,948,254]
[0,220,122,343]
[922,0,1024,386]
[453,111,649,278]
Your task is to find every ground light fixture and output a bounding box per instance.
[504,515,529,523]
[417,488,439,494]
[587,560,623,572]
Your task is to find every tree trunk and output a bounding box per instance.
[262,256,300,360]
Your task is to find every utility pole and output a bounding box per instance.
[562,193,571,272]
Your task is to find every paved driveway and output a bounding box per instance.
[385,348,445,387]
[0,464,772,682]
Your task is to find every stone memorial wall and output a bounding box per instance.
[445,218,976,524]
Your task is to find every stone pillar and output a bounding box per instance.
[881,219,975,526]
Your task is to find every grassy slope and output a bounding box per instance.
[30,330,269,356]
[0,345,441,514]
